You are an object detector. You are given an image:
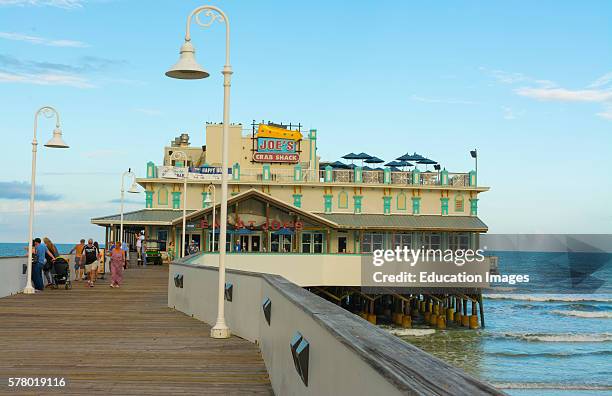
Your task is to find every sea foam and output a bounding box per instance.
[498,332,612,342]
[484,294,612,303]
[551,310,612,319]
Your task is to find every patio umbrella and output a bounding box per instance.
[397,152,426,162]
[417,158,437,171]
[353,152,373,167]
[330,161,350,169]
[341,152,360,164]
[365,156,384,164]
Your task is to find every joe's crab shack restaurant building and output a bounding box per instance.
[92,122,493,328]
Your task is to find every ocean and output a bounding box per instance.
[387,251,612,395]
[0,242,105,257]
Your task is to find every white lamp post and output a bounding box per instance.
[204,184,216,252]
[120,168,140,246]
[24,106,69,294]
[166,4,232,338]
[169,151,189,258]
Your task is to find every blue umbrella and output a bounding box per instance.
[342,152,360,160]
[397,152,426,161]
[365,156,384,164]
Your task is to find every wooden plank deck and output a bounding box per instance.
[0,266,273,395]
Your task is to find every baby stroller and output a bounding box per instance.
[52,256,72,290]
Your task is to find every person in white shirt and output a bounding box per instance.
[137,231,146,266]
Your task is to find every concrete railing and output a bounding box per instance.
[0,256,27,298]
[169,261,504,396]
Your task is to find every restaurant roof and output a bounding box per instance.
[315,214,488,231]
[91,209,195,226]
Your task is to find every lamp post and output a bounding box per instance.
[204,184,216,252]
[120,168,140,246]
[24,106,69,294]
[170,151,189,258]
[470,149,478,187]
[166,4,232,338]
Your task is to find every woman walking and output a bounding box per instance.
[43,237,59,287]
[109,242,126,288]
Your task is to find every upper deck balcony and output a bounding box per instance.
[145,163,485,190]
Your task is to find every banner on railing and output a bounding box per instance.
[157,166,231,181]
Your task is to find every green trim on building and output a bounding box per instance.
[470,198,479,216]
[412,168,420,185]
[157,187,169,206]
[293,194,302,208]
[324,165,333,182]
[383,196,392,215]
[354,166,363,183]
[294,163,302,181]
[397,192,407,211]
[262,164,271,181]
[440,168,449,186]
[440,197,449,216]
[202,192,210,208]
[338,191,349,209]
[324,194,333,213]
[145,191,153,208]
[172,191,181,209]
[232,162,241,180]
[353,195,363,214]
[411,196,421,215]
[469,170,477,186]
[146,161,157,179]
[383,168,391,184]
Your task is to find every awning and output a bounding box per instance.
[91,209,195,226]
[314,213,488,232]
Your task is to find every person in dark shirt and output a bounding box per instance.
[82,239,100,288]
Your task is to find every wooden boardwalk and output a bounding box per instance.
[0,266,273,395]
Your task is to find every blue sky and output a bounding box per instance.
[0,0,610,242]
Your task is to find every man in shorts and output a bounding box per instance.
[82,239,100,288]
[70,239,86,281]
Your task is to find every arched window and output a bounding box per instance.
[158,186,169,206]
[397,192,407,210]
[338,191,348,209]
[454,194,464,212]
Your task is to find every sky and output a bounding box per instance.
[0,0,610,243]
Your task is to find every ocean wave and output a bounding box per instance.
[492,382,612,390]
[552,310,612,319]
[496,332,612,342]
[387,329,436,337]
[487,350,612,358]
[484,293,612,303]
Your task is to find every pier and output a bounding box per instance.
[0,265,272,395]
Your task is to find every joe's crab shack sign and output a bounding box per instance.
[252,124,301,163]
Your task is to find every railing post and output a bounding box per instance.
[147,161,157,178]
[294,163,302,182]
[324,165,333,182]
[354,166,363,183]
[440,168,449,186]
[468,170,477,187]
[232,163,240,180]
[412,168,420,185]
[262,164,271,181]
[383,168,391,184]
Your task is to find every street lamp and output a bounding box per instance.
[120,168,140,246]
[169,151,189,258]
[24,106,69,294]
[166,4,232,339]
[204,184,216,252]
[470,149,478,187]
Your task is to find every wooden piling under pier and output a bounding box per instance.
[309,287,486,330]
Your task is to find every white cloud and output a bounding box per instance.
[0,0,83,8]
[589,72,612,88]
[501,106,523,120]
[0,32,87,47]
[0,71,94,88]
[515,87,612,102]
[596,106,612,120]
[409,95,479,105]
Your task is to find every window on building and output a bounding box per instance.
[455,195,464,212]
[397,193,407,210]
[271,234,293,253]
[449,232,470,251]
[338,191,348,209]
[421,232,441,250]
[157,230,168,251]
[361,233,384,253]
[158,187,169,206]
[393,233,412,249]
[301,232,325,253]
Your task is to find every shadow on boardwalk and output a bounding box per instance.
[0,265,272,395]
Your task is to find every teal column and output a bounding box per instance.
[411,197,421,215]
[440,168,449,186]
[294,163,302,181]
[470,198,479,216]
[202,192,210,208]
[383,196,392,215]
[383,168,391,184]
[232,163,240,180]
[293,194,302,208]
[324,165,333,182]
[412,169,421,185]
[324,194,333,213]
[469,170,477,187]
[172,191,181,209]
[146,161,157,178]
[440,197,449,216]
[309,129,317,169]
[353,195,363,214]
[262,164,271,181]
[145,191,153,208]
[354,166,363,183]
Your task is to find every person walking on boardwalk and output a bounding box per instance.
[81,239,100,288]
[42,237,59,288]
[109,242,126,288]
[32,238,50,291]
[70,239,86,281]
